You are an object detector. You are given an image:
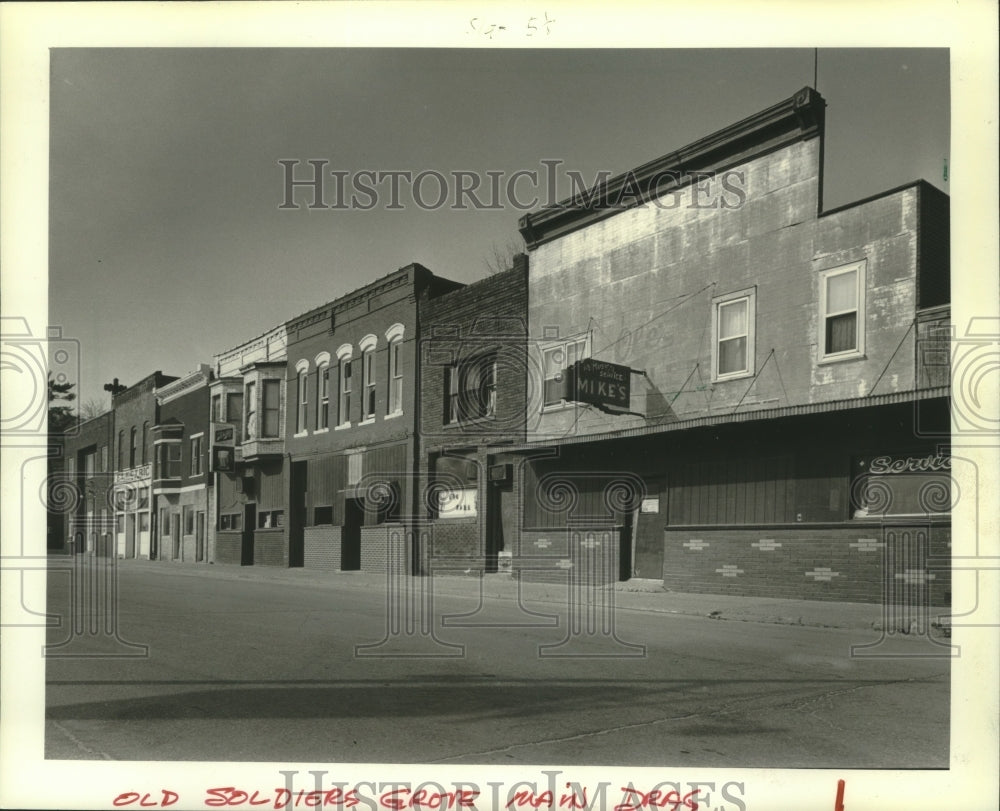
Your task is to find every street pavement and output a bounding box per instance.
[44,557,951,768]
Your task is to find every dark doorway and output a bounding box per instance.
[618,510,634,582]
[633,479,665,579]
[241,503,256,566]
[289,461,307,567]
[485,481,510,573]
[341,497,363,570]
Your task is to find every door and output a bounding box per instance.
[241,503,256,566]
[172,514,181,560]
[125,514,136,558]
[485,480,511,573]
[138,512,150,558]
[289,461,307,568]
[632,479,665,579]
[196,511,206,562]
[618,510,634,582]
[341,497,363,571]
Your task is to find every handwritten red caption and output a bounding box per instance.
[112,786,480,809]
[614,788,701,811]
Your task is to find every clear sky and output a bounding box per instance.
[49,47,949,405]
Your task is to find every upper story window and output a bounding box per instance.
[190,435,203,476]
[542,334,590,407]
[211,394,222,422]
[316,353,331,431]
[360,334,378,422]
[226,392,243,443]
[819,260,866,362]
[336,344,353,427]
[386,324,405,416]
[117,430,124,470]
[141,422,149,464]
[262,379,281,438]
[100,445,108,473]
[245,381,257,439]
[445,354,497,424]
[712,287,756,381]
[295,361,309,435]
[156,443,182,479]
[129,427,138,468]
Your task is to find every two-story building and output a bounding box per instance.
[60,410,116,557]
[211,323,289,566]
[111,371,178,558]
[418,258,530,574]
[151,365,213,563]
[504,87,951,605]
[285,263,462,575]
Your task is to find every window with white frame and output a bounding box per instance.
[336,344,352,427]
[295,362,309,434]
[819,261,866,360]
[244,381,256,439]
[359,334,377,421]
[542,334,590,407]
[386,324,405,416]
[712,288,756,380]
[445,354,497,424]
[317,361,330,430]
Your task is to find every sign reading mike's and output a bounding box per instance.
[563,358,631,411]
[211,422,236,473]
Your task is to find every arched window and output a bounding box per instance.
[129,427,137,468]
[295,364,309,434]
[336,344,352,427]
[141,421,149,465]
[359,334,377,421]
[385,324,405,416]
[117,430,125,470]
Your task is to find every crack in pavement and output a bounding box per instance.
[51,720,112,760]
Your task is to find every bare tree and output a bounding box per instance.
[79,397,110,420]
[482,238,525,276]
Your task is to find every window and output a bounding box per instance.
[314,505,333,525]
[130,427,138,468]
[100,445,108,473]
[386,324,405,415]
[141,422,149,464]
[262,379,281,437]
[139,513,150,532]
[226,392,243,443]
[258,510,284,529]
[84,450,95,479]
[117,430,125,469]
[157,443,181,479]
[445,355,497,423]
[211,394,222,422]
[295,366,309,434]
[317,362,330,429]
[160,509,170,535]
[347,453,362,486]
[819,261,866,360]
[388,339,403,415]
[190,436,203,476]
[362,349,376,420]
[542,335,590,406]
[339,357,352,426]
[244,381,256,439]
[712,288,756,380]
[184,505,194,535]
[220,513,242,531]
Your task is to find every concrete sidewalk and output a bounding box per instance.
[98,556,951,637]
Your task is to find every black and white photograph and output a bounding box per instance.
[1,2,997,810]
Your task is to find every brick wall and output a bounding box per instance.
[216,532,242,564]
[426,520,481,570]
[360,524,409,575]
[254,530,287,566]
[304,525,342,571]
[663,523,950,605]
[514,528,621,584]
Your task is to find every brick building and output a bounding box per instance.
[418,259,530,573]
[110,370,178,558]
[151,366,213,563]
[211,323,289,566]
[501,87,951,604]
[284,263,462,574]
[60,410,116,557]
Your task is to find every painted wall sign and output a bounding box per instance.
[565,358,631,410]
[437,487,478,518]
